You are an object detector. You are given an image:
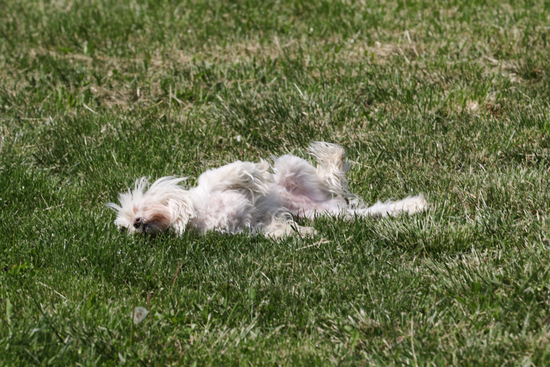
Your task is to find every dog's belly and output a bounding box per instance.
[281,194,317,216]
[275,187,345,218]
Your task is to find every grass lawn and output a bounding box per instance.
[2,0,550,364]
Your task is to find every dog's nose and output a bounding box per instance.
[133,217,143,229]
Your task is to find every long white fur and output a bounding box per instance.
[107,142,428,237]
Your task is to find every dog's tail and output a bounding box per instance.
[307,142,351,197]
[348,194,428,217]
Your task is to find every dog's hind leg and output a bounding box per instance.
[307,142,351,197]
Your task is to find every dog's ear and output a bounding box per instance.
[106,202,130,232]
[167,196,196,235]
[106,199,136,232]
[106,202,121,212]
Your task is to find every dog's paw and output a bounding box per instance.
[263,223,317,238]
[400,194,428,214]
[295,225,317,237]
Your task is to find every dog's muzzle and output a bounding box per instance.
[132,217,162,235]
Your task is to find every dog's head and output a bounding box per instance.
[107,177,194,236]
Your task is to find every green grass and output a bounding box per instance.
[2,0,550,364]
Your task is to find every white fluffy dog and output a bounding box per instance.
[107,142,427,237]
